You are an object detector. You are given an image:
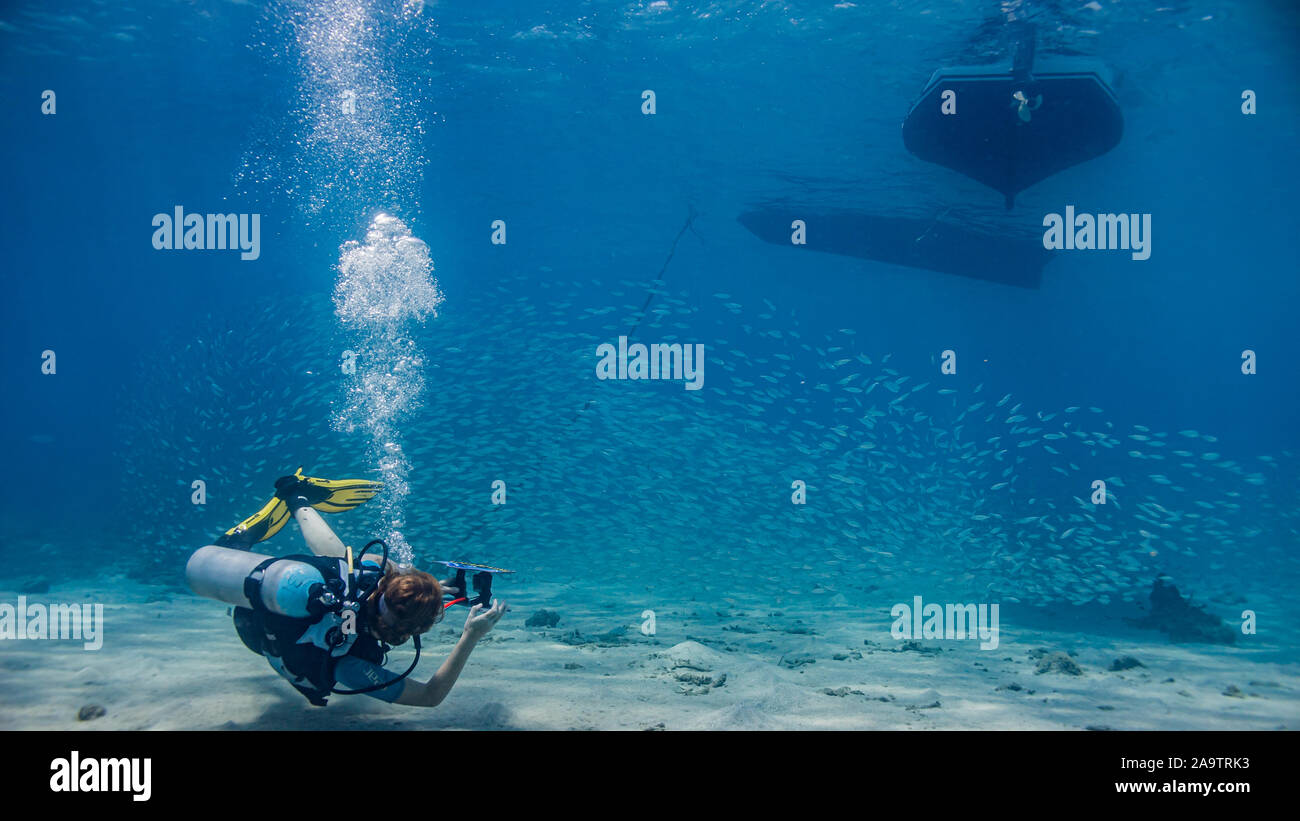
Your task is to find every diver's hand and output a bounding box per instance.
[462,599,507,641]
[439,578,461,598]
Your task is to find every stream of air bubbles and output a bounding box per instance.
[289,0,439,565]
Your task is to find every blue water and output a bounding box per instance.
[1,1,1297,728]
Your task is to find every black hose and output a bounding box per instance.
[331,634,422,696]
[356,538,390,568]
[331,536,422,696]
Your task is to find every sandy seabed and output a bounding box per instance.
[1,577,1296,731]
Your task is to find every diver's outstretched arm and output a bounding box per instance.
[396,599,507,707]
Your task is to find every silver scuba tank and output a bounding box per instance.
[186,544,331,618]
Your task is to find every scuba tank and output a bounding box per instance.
[186,544,331,617]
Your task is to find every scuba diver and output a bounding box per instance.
[185,468,508,707]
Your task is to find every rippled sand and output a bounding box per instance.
[2,577,1296,731]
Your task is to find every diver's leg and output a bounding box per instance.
[273,471,348,557]
[270,468,383,557]
[288,504,348,558]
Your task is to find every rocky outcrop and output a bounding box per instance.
[1128,578,1237,644]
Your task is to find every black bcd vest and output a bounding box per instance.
[232,554,389,706]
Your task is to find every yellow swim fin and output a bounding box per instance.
[215,496,291,548]
[215,468,382,549]
[275,467,384,514]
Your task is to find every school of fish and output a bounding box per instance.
[112,261,1299,616]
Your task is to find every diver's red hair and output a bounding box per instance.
[369,569,441,644]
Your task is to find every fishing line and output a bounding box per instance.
[576,204,700,415]
[453,205,702,543]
